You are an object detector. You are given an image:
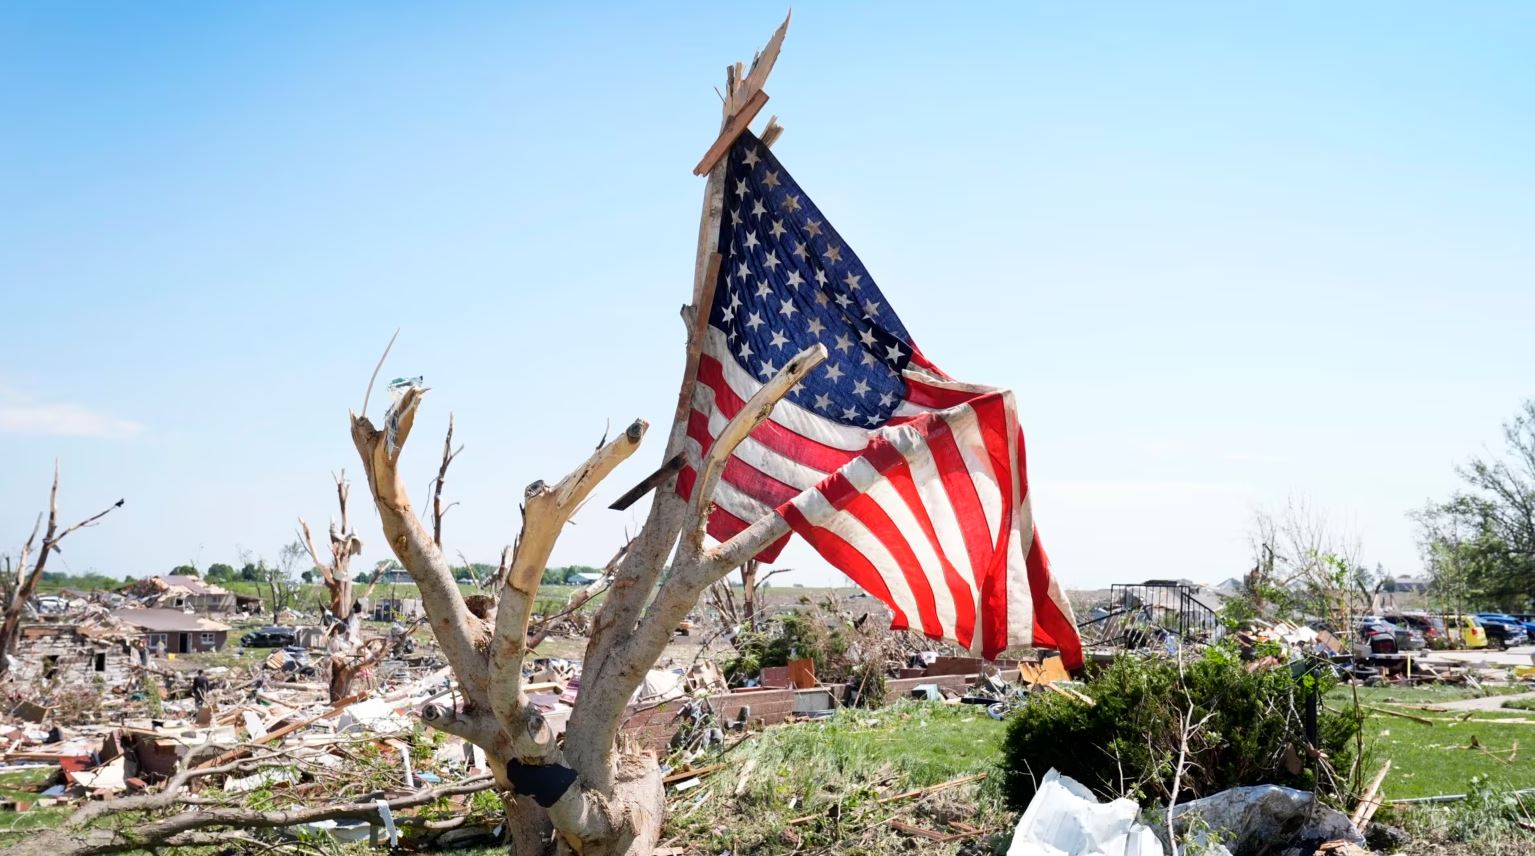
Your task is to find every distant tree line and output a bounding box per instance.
[38,558,608,594]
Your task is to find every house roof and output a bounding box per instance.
[152,575,232,596]
[109,608,231,633]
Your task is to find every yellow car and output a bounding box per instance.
[1451,615,1489,649]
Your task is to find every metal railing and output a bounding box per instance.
[1076,581,1221,649]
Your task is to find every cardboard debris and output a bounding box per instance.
[67,756,126,792]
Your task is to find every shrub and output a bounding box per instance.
[1000,645,1362,810]
[845,662,887,707]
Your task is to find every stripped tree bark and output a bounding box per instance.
[0,463,123,678]
[1,15,842,856]
[342,26,842,854]
[299,471,388,701]
[352,333,825,854]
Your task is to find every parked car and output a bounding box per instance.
[1448,614,1490,649]
[241,626,298,648]
[1384,612,1446,648]
[1513,614,1535,638]
[1475,613,1530,649]
[1356,618,1425,652]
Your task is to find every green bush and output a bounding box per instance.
[1000,645,1362,810]
[846,662,888,707]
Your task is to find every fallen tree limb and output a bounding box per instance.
[8,773,496,856]
[1362,705,1435,725]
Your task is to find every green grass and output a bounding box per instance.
[0,768,72,835]
[663,700,1007,853]
[1327,684,1524,706]
[1323,687,1535,799]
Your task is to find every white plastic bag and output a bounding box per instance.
[1007,769,1165,856]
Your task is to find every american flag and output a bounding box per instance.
[678,131,1082,666]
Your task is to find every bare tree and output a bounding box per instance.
[0,463,123,677]
[706,558,788,634]
[269,541,307,625]
[1244,496,1364,628]
[298,471,389,701]
[337,22,861,855]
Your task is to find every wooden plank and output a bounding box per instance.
[1043,682,1093,705]
[1351,759,1392,829]
[693,90,769,176]
[522,681,564,695]
[1034,655,1070,685]
[788,657,817,689]
[662,761,728,785]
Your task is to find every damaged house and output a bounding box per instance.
[11,621,137,690]
[119,575,238,613]
[110,608,231,654]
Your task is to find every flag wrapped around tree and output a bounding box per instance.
[680,131,1082,667]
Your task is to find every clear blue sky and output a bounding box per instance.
[3,3,1532,589]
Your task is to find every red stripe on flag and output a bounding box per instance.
[1026,529,1081,669]
[905,377,981,410]
[722,455,799,508]
[882,456,978,650]
[862,432,978,648]
[971,394,1016,658]
[923,418,995,604]
[840,492,945,640]
[677,463,697,501]
[781,503,910,632]
[687,409,714,461]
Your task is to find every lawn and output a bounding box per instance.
[1326,685,1535,800]
[662,699,1009,854]
[0,767,73,837]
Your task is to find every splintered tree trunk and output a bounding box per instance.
[1,466,122,679]
[298,473,371,703]
[329,656,361,701]
[343,18,803,856]
[490,750,664,856]
[741,559,759,632]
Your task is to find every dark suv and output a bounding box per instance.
[241,627,298,648]
[1475,613,1530,649]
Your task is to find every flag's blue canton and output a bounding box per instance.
[708,131,917,429]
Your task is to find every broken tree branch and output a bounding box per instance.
[432,413,462,547]
[682,342,825,560]
[351,387,491,708]
[1,463,123,667]
[359,327,400,419]
[488,419,647,741]
[17,773,495,856]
